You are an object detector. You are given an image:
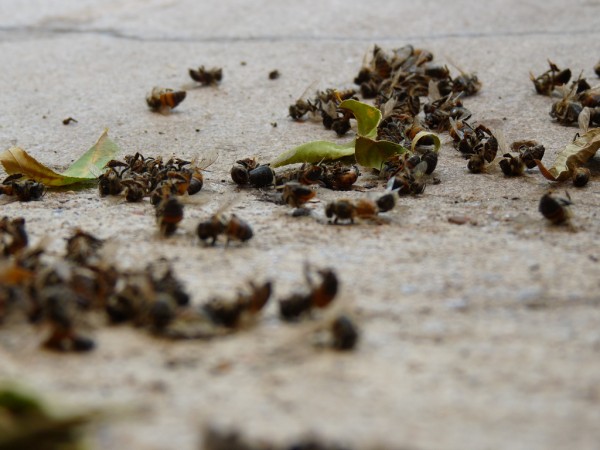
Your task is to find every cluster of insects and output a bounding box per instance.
[530,60,600,129]
[0,218,357,352]
[97,152,219,237]
[203,425,354,450]
[146,65,223,113]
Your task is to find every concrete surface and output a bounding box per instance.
[1,1,600,449]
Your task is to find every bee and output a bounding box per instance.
[387,156,431,194]
[202,280,272,328]
[510,140,546,168]
[185,152,218,195]
[539,192,572,225]
[289,83,320,120]
[451,69,481,97]
[572,167,590,187]
[0,174,45,202]
[322,164,360,190]
[550,84,582,125]
[189,66,223,85]
[248,165,275,188]
[499,140,546,177]
[197,204,253,246]
[121,179,147,202]
[423,83,470,132]
[275,163,324,186]
[282,182,317,208]
[98,167,124,197]
[230,158,259,186]
[499,153,525,177]
[423,63,450,79]
[65,229,103,265]
[146,86,187,112]
[325,192,396,224]
[331,314,359,351]
[529,61,571,95]
[279,266,338,321]
[155,194,184,237]
[39,286,95,352]
[0,216,28,256]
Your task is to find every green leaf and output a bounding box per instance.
[63,129,120,178]
[355,136,408,170]
[270,140,355,168]
[0,129,121,187]
[338,99,382,138]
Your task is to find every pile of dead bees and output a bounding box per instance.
[530,60,600,128]
[0,217,357,352]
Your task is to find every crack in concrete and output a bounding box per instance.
[0,24,599,44]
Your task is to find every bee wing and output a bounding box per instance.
[427,79,441,102]
[377,96,395,119]
[492,127,508,154]
[413,160,429,177]
[192,149,219,171]
[444,55,466,76]
[578,107,591,134]
[297,80,319,101]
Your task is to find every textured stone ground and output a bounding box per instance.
[1,1,600,449]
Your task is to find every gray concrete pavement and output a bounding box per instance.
[1,1,600,449]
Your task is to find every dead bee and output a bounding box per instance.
[450,62,481,97]
[510,140,545,168]
[331,314,359,351]
[500,140,546,176]
[499,153,525,177]
[65,229,103,265]
[539,192,572,225]
[155,194,184,237]
[197,206,253,246]
[279,266,338,321]
[282,182,317,208]
[202,280,272,328]
[39,286,95,352]
[321,164,360,190]
[275,163,323,186]
[289,84,319,120]
[550,83,585,125]
[184,153,217,195]
[572,167,590,187]
[387,158,429,194]
[189,66,223,85]
[530,61,572,95]
[230,158,259,186]
[121,179,147,202]
[0,216,28,256]
[98,167,124,197]
[325,193,395,224]
[0,174,45,202]
[146,86,187,112]
[248,165,275,188]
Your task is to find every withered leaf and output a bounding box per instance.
[0,129,120,187]
[536,128,600,181]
